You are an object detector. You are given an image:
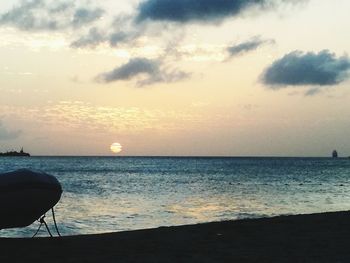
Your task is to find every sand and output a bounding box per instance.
[1,211,350,262]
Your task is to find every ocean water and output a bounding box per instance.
[0,157,350,237]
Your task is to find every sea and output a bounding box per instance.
[0,156,350,238]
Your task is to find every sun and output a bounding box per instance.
[110,142,122,154]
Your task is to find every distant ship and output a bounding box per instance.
[0,147,30,157]
[332,150,338,158]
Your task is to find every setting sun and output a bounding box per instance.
[110,143,122,154]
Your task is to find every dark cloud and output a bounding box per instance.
[96,58,190,86]
[136,0,301,23]
[227,37,274,58]
[262,50,350,89]
[0,0,104,31]
[0,121,22,140]
[98,58,159,82]
[136,0,258,23]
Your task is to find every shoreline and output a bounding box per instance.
[2,211,350,262]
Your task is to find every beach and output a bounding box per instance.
[1,211,350,262]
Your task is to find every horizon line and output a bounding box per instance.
[22,155,349,158]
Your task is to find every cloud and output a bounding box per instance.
[136,0,302,23]
[262,50,350,89]
[304,87,322,96]
[109,32,129,47]
[0,0,104,31]
[70,14,142,49]
[0,121,22,140]
[48,2,71,14]
[0,0,56,31]
[71,28,136,49]
[72,7,104,28]
[96,58,190,86]
[99,58,159,82]
[227,37,274,58]
[138,68,190,86]
[70,27,106,48]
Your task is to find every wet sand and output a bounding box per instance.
[1,211,350,262]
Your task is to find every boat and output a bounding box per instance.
[332,150,338,158]
[0,148,30,157]
[0,169,62,230]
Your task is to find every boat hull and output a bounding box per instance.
[0,169,62,229]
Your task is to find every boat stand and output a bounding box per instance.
[32,208,61,238]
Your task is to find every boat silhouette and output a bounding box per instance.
[332,150,338,158]
[0,169,62,230]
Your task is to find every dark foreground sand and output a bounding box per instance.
[1,211,350,262]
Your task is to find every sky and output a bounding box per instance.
[0,0,349,156]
